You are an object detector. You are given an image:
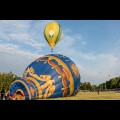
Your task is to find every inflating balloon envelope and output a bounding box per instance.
[9,54,80,100]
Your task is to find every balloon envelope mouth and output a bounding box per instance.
[49,42,55,48]
[13,90,25,100]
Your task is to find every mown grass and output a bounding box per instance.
[37,91,120,100]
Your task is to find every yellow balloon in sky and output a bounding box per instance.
[44,22,63,52]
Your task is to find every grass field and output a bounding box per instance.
[38,91,120,100]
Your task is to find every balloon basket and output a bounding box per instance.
[51,48,54,52]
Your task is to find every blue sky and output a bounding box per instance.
[0,20,120,85]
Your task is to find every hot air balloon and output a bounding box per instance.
[44,22,63,52]
[9,54,80,100]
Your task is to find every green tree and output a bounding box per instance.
[0,72,19,92]
[80,82,92,90]
[114,77,120,88]
[91,85,97,90]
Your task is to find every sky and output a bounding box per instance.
[0,20,120,85]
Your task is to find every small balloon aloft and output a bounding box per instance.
[44,22,63,52]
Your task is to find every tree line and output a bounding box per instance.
[80,76,120,90]
[0,72,120,92]
[99,76,120,90]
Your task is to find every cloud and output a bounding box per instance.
[0,20,31,33]
[64,28,72,33]
[76,53,119,85]
[109,39,120,58]
[0,20,54,51]
[116,39,120,45]
[82,54,119,84]
[56,33,87,53]
[0,43,43,76]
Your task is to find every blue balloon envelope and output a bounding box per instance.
[9,54,80,100]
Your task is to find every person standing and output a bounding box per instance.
[97,89,99,95]
[1,87,5,100]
